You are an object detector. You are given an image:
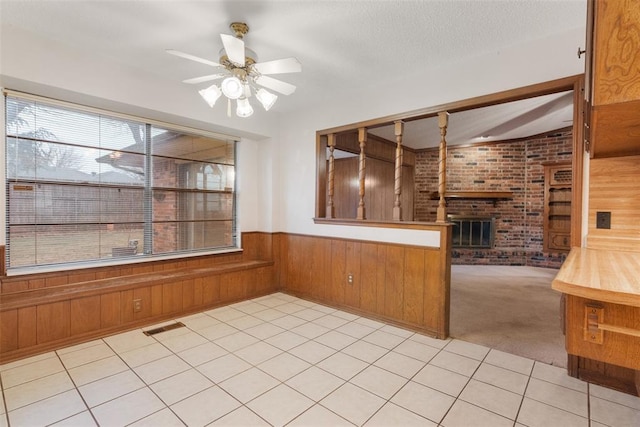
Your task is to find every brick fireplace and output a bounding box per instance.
[414,128,572,268]
[450,215,495,249]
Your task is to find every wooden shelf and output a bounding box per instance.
[544,163,572,252]
[428,191,513,206]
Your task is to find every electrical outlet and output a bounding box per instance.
[133,299,142,312]
[347,274,354,285]
[596,211,611,229]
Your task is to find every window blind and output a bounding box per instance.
[5,92,238,273]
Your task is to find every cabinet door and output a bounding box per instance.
[549,232,571,251]
[592,0,640,106]
[589,0,640,158]
[544,164,572,253]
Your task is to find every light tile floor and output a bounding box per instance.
[1,292,639,426]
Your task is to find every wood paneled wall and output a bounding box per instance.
[275,227,451,338]
[0,232,277,362]
[335,131,416,166]
[1,228,452,362]
[586,155,640,252]
[331,157,414,221]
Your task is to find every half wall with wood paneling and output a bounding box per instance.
[1,226,453,362]
[0,232,276,363]
[275,224,451,338]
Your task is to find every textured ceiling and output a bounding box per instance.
[369,91,575,149]
[1,0,586,147]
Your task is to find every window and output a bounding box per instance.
[5,93,237,273]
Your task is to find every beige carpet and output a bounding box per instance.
[450,265,567,368]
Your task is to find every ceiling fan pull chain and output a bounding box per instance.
[227,98,232,118]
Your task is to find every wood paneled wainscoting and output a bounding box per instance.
[0,226,452,363]
[276,222,452,339]
[0,232,276,363]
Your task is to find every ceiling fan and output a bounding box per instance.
[167,22,302,118]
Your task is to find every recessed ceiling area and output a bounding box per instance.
[368,90,574,150]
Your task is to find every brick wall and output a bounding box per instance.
[152,158,179,253]
[414,129,573,268]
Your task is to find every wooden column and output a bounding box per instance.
[436,112,449,223]
[357,127,367,220]
[393,120,404,221]
[326,134,336,218]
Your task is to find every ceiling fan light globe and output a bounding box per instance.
[198,84,222,107]
[256,88,278,111]
[221,76,243,99]
[236,98,254,118]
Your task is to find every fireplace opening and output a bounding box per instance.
[449,215,495,248]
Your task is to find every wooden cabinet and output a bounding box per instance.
[587,0,640,158]
[544,163,572,252]
[553,248,640,396]
[561,1,640,395]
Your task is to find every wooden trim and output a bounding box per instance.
[0,248,247,286]
[438,223,452,338]
[317,75,582,135]
[330,132,416,166]
[584,0,596,102]
[0,246,5,277]
[326,134,336,219]
[571,76,585,248]
[357,128,367,220]
[0,260,274,312]
[316,134,328,219]
[428,191,514,201]
[333,132,418,155]
[436,112,449,223]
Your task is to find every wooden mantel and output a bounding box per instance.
[428,191,514,206]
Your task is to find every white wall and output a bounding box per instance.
[1,24,587,250]
[273,27,587,247]
[0,26,276,242]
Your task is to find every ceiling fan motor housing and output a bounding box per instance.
[230,22,249,39]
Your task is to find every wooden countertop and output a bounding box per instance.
[552,247,640,307]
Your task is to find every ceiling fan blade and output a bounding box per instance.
[182,74,226,84]
[220,34,245,67]
[253,57,302,75]
[255,76,296,96]
[166,49,222,68]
